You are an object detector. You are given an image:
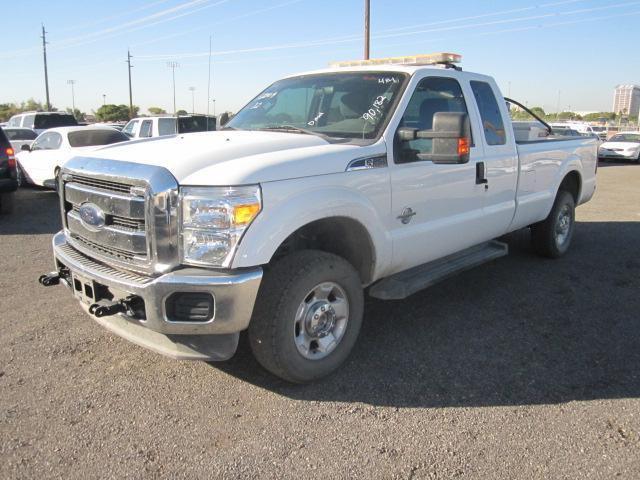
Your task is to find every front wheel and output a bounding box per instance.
[249,250,364,383]
[531,190,575,258]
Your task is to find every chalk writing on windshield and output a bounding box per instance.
[307,112,324,126]
[378,77,399,85]
[362,96,388,123]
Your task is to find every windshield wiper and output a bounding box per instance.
[258,125,327,138]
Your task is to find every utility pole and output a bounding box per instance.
[207,34,213,125]
[67,80,76,112]
[189,86,196,114]
[364,0,370,60]
[41,24,51,111]
[167,62,179,115]
[127,50,134,119]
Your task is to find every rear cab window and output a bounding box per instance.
[158,118,177,136]
[470,81,506,146]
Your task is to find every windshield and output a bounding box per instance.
[608,134,640,143]
[67,129,129,147]
[227,72,408,140]
[3,128,37,140]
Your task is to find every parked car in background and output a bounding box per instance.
[17,126,129,188]
[2,127,38,152]
[94,123,126,131]
[122,114,216,139]
[7,112,78,134]
[552,126,581,137]
[598,132,640,162]
[0,128,17,214]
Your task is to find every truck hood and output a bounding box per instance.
[86,131,377,184]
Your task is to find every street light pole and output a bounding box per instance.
[189,86,196,114]
[67,79,76,112]
[167,62,179,115]
[102,94,106,106]
[212,99,216,117]
[127,49,134,119]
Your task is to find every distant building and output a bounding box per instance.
[613,85,640,117]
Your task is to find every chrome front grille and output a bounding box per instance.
[60,157,180,276]
[67,174,133,194]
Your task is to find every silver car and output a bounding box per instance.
[2,127,38,152]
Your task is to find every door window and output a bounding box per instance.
[32,132,62,150]
[139,120,153,138]
[396,77,469,163]
[22,114,36,129]
[158,118,177,136]
[122,120,138,137]
[470,81,506,146]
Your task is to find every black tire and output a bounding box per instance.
[0,192,14,215]
[16,164,25,187]
[249,250,364,383]
[531,190,575,258]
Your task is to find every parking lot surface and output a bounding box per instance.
[1,162,639,479]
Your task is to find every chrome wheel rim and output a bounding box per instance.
[555,203,572,247]
[294,282,349,360]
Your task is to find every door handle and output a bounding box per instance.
[476,162,488,185]
[397,207,416,224]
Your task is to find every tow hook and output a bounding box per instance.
[39,272,60,287]
[89,299,133,318]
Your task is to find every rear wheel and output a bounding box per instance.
[531,190,575,258]
[249,250,364,383]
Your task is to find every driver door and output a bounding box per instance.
[388,75,488,274]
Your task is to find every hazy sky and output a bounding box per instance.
[1,0,639,115]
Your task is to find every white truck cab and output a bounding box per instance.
[41,53,597,383]
[122,115,216,139]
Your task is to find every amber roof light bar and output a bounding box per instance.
[329,52,462,68]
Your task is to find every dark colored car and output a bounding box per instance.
[0,128,17,214]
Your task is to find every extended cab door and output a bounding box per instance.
[467,78,518,237]
[387,74,490,274]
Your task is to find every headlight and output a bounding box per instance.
[179,185,261,267]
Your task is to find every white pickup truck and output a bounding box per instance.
[41,53,597,383]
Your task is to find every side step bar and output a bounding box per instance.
[369,240,508,300]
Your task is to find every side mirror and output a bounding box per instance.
[218,112,229,127]
[21,144,31,152]
[398,112,471,164]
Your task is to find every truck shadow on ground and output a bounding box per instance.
[215,221,640,408]
[0,187,61,235]
[598,160,640,168]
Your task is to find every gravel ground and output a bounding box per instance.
[1,162,639,479]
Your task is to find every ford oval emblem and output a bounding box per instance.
[78,202,106,230]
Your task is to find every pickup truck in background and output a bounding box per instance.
[40,53,597,383]
[122,114,216,139]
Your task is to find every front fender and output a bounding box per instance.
[231,173,392,282]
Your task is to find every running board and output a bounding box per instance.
[369,240,508,300]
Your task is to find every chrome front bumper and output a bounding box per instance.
[51,231,263,360]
